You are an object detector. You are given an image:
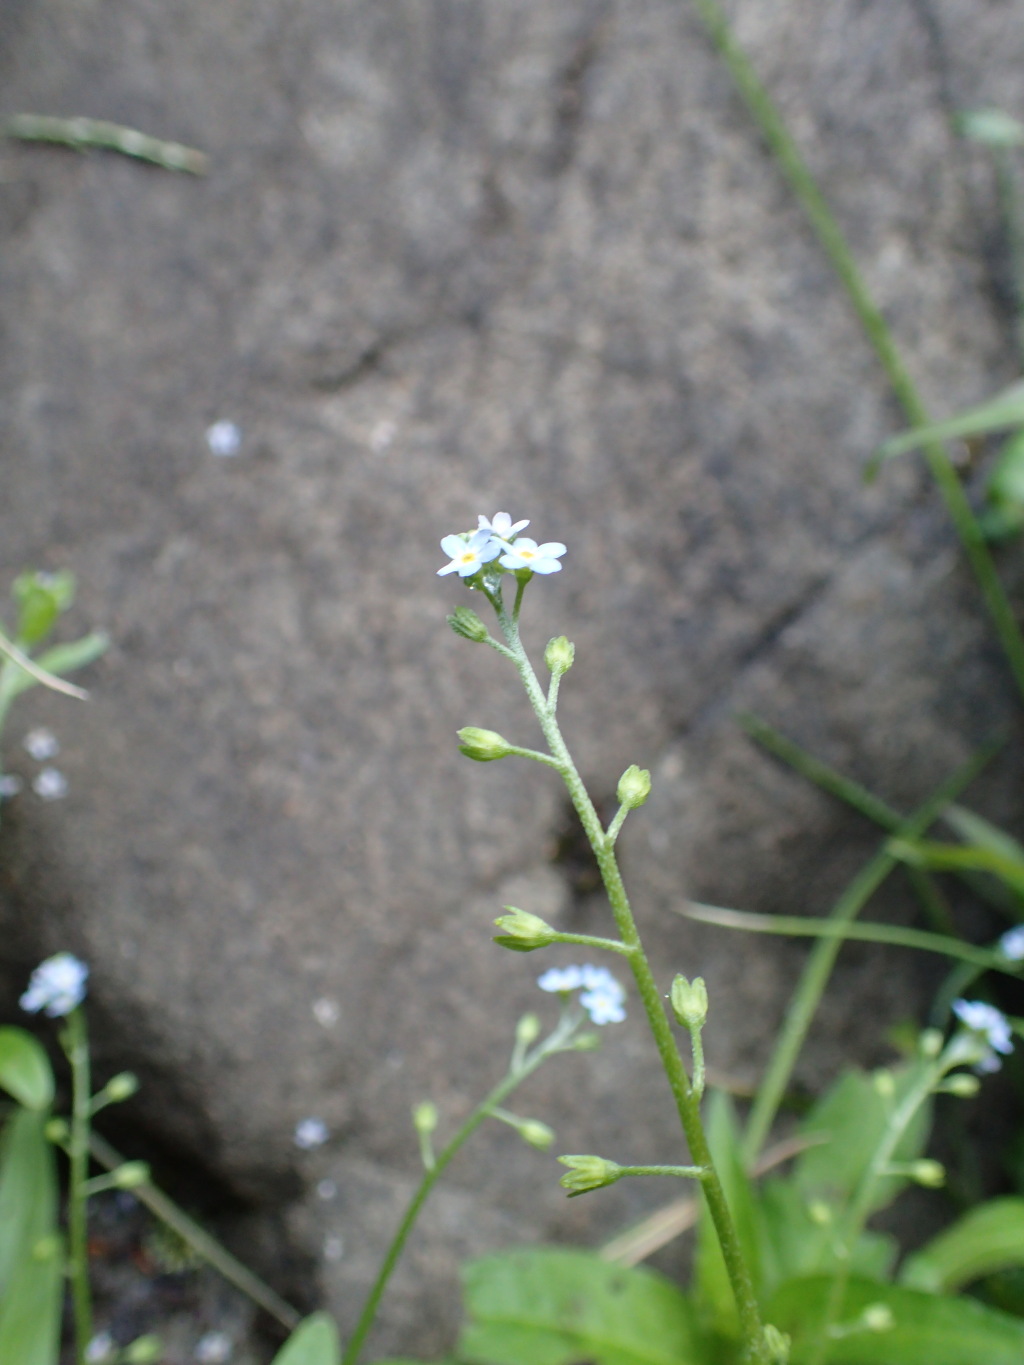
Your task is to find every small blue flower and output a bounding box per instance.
[952,998,1014,1073]
[20,952,89,1017]
[294,1117,330,1150]
[498,537,566,575]
[437,528,503,578]
[998,925,1024,963]
[537,963,626,1024]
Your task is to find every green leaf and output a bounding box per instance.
[0,1029,54,1111]
[458,1247,707,1365]
[794,1066,931,1215]
[0,1109,58,1297]
[869,380,1024,472]
[955,108,1024,148]
[271,1313,341,1365]
[12,571,75,647]
[889,838,1024,897]
[0,1232,63,1365]
[902,1198,1024,1293]
[988,429,1024,508]
[694,1091,761,1339]
[943,806,1024,870]
[769,1274,1024,1363]
[0,631,109,705]
[757,1175,896,1295]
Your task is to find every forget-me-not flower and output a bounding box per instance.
[294,1116,330,1150]
[437,528,503,578]
[478,512,529,539]
[498,537,566,575]
[952,998,1015,1073]
[998,925,1024,963]
[537,963,626,1024]
[20,952,89,1017]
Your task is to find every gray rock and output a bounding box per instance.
[1,0,1022,1353]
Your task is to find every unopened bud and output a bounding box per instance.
[807,1200,833,1227]
[448,606,489,643]
[861,1304,895,1334]
[544,636,575,676]
[942,1072,980,1098]
[113,1161,150,1190]
[515,1013,541,1048]
[103,1072,139,1103]
[517,1119,555,1151]
[457,727,513,761]
[616,765,652,810]
[909,1159,945,1188]
[670,975,708,1029]
[124,1336,162,1363]
[872,1069,895,1098]
[919,1028,943,1058]
[570,1031,600,1052]
[557,1153,622,1197]
[762,1324,791,1363]
[493,906,558,952]
[44,1118,69,1145]
[412,1101,438,1137]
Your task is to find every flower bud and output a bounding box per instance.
[616,765,652,810]
[861,1304,895,1334]
[807,1200,833,1227]
[447,606,489,643]
[670,975,708,1029]
[517,1119,555,1151]
[762,1324,791,1363]
[919,1028,943,1058]
[124,1336,162,1364]
[44,1118,69,1145]
[909,1159,945,1188]
[412,1101,438,1137]
[104,1072,139,1103]
[457,727,513,761]
[872,1069,895,1098]
[515,1013,541,1048]
[493,906,558,952]
[569,1031,600,1052]
[544,636,575,676]
[557,1153,623,1197]
[942,1072,980,1098]
[113,1161,150,1190]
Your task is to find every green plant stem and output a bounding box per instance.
[64,1009,94,1365]
[687,0,1024,703]
[741,742,997,1167]
[807,1054,943,1365]
[341,1017,576,1365]
[617,1164,707,1180]
[993,147,1024,371]
[496,601,769,1364]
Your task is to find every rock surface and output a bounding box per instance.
[2,0,1023,1354]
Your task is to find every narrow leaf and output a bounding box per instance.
[901,1197,1024,1293]
[0,1233,63,1365]
[869,380,1024,471]
[271,1313,340,1365]
[0,631,108,705]
[459,1247,706,1365]
[0,1028,54,1110]
[956,108,1024,148]
[0,1109,58,1296]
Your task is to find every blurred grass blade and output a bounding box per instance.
[869,381,1024,473]
[681,902,1013,974]
[0,1029,55,1111]
[4,114,208,174]
[0,630,108,706]
[889,838,1024,896]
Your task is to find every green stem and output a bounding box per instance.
[741,741,997,1166]
[497,605,769,1364]
[341,1017,576,1365]
[64,1009,94,1365]
[687,0,1024,702]
[807,1054,943,1365]
[617,1164,707,1180]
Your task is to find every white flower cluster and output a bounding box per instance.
[438,511,566,579]
[538,964,626,1025]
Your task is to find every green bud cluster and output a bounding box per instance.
[104,1071,140,1103]
[457,727,513,761]
[447,606,489,642]
[616,765,651,810]
[670,975,708,1029]
[493,906,558,952]
[544,636,575,675]
[557,1153,623,1197]
[113,1160,150,1190]
[909,1159,945,1188]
